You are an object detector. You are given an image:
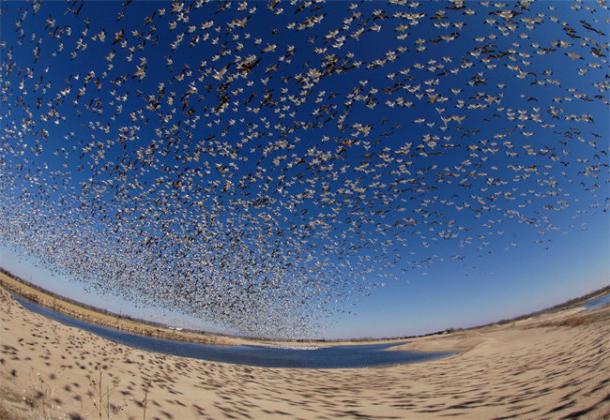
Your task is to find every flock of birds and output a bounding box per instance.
[0,0,608,337]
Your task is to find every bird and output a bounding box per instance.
[0,0,608,338]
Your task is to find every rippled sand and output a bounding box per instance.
[1,286,609,419]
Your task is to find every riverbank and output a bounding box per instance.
[2,268,608,349]
[0,269,250,346]
[0,269,413,347]
[1,282,609,418]
[11,293,454,369]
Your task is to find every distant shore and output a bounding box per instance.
[0,268,248,346]
[0,266,608,348]
[0,268,400,347]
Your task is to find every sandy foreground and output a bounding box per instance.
[1,286,609,419]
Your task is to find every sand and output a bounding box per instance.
[1,285,609,419]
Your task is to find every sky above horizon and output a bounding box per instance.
[0,0,608,339]
[1,215,608,339]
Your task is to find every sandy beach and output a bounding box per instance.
[1,280,609,419]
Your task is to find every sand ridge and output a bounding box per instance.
[1,285,609,419]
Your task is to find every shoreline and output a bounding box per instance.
[1,267,608,349]
[12,291,459,369]
[0,269,409,347]
[1,279,609,419]
[0,269,248,347]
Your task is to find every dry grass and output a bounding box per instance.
[0,375,64,420]
[0,386,22,420]
[534,308,610,328]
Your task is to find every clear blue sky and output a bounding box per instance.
[0,1,608,339]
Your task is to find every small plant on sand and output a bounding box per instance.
[141,381,150,420]
[24,368,63,420]
[86,367,124,420]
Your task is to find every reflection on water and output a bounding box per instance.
[585,293,610,310]
[14,295,453,369]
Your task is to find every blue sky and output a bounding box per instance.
[326,211,609,338]
[2,209,607,339]
[0,1,608,339]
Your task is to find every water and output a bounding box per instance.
[584,293,610,310]
[13,295,453,369]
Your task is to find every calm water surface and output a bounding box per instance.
[14,295,453,369]
[585,293,610,310]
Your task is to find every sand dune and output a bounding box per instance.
[1,285,609,419]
